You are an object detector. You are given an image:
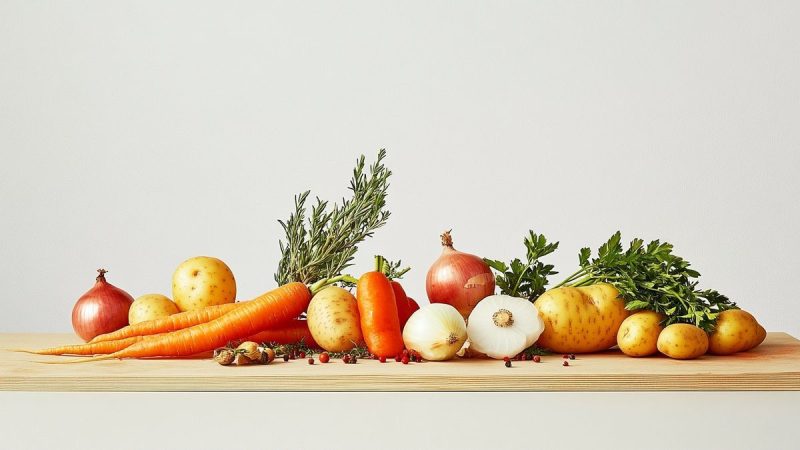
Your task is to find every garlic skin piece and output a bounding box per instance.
[467,295,545,359]
[402,303,468,361]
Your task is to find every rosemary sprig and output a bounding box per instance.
[555,231,737,332]
[275,150,392,285]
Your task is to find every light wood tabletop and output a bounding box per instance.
[1,332,798,392]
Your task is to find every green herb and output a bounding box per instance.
[554,231,737,332]
[374,255,410,280]
[275,150,392,285]
[484,231,559,301]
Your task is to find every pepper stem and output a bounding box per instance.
[492,309,514,327]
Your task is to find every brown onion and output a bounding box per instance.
[71,269,134,342]
[426,230,495,319]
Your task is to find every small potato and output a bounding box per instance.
[172,256,236,312]
[657,323,709,360]
[708,309,765,355]
[306,286,362,352]
[617,311,665,357]
[129,294,179,325]
[534,284,629,353]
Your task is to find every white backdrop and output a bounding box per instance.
[1,1,798,337]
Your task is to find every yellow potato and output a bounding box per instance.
[657,323,708,360]
[534,283,629,353]
[128,294,179,325]
[306,286,363,352]
[617,310,665,357]
[172,256,236,312]
[708,309,765,355]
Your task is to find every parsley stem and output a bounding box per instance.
[553,268,588,288]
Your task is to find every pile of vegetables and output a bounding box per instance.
[26,150,768,364]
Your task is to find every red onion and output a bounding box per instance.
[71,269,134,342]
[426,230,495,319]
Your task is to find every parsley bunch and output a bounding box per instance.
[484,231,559,301]
[554,231,737,332]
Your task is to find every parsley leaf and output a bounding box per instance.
[484,231,559,301]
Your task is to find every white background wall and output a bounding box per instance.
[1,1,798,337]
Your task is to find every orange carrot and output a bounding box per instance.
[31,317,314,357]
[57,282,311,362]
[20,335,147,356]
[90,302,243,343]
[245,319,318,348]
[356,272,404,357]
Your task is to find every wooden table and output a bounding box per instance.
[2,332,798,392]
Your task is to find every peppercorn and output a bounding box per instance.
[379,356,386,363]
[401,356,409,364]
[319,352,330,364]
[533,355,541,363]
[569,354,576,360]
[308,357,314,365]
[504,360,512,368]
[283,353,290,362]
[342,354,351,364]
[563,361,569,367]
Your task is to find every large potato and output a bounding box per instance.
[172,256,236,312]
[617,311,665,357]
[708,309,766,355]
[129,294,179,325]
[657,323,708,360]
[306,286,363,352]
[534,283,629,353]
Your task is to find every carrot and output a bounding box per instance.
[18,335,147,356]
[245,319,319,348]
[54,282,311,362]
[390,281,420,329]
[89,302,243,343]
[356,272,404,357]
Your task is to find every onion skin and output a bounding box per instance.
[71,269,134,342]
[426,230,495,319]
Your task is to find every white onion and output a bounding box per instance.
[402,304,467,361]
[467,295,545,359]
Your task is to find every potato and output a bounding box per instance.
[708,309,765,355]
[534,283,629,353]
[129,294,179,325]
[657,323,708,360]
[172,256,236,312]
[617,311,665,357]
[306,286,362,352]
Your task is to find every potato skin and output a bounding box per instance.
[708,309,765,355]
[534,284,629,353]
[172,256,236,312]
[129,294,179,325]
[307,286,363,352]
[617,311,665,357]
[657,323,708,360]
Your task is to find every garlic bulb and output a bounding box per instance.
[467,295,545,359]
[402,303,468,361]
